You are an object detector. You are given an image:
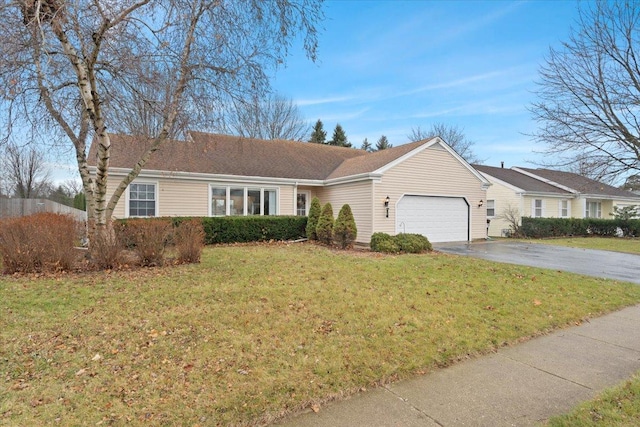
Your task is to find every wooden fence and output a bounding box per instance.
[0,198,87,222]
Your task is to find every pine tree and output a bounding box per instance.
[309,119,327,144]
[329,124,351,147]
[375,135,392,151]
[306,197,322,240]
[333,204,357,249]
[315,202,334,245]
[361,138,373,152]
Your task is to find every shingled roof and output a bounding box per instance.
[473,165,571,194]
[88,132,436,181]
[516,167,639,198]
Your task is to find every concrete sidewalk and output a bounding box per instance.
[275,305,640,426]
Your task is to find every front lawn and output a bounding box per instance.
[519,237,640,254]
[2,243,640,426]
[546,370,640,426]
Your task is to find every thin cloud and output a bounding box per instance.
[296,95,355,107]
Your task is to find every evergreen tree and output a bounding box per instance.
[375,135,392,151]
[309,119,327,144]
[361,138,373,152]
[315,202,334,245]
[333,204,357,249]
[306,197,322,240]
[329,124,351,147]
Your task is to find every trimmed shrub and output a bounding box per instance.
[306,197,322,240]
[119,218,172,266]
[520,217,640,238]
[316,203,334,245]
[370,232,398,253]
[196,216,306,244]
[394,233,432,253]
[0,213,79,274]
[174,219,205,263]
[90,222,123,270]
[333,204,358,249]
[370,232,432,254]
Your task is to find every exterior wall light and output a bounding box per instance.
[384,196,390,218]
[478,199,484,207]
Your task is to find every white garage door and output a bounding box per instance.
[396,196,469,243]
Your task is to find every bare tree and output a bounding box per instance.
[531,0,640,182]
[2,142,51,198]
[408,123,481,163]
[223,93,307,141]
[497,203,522,237]
[0,0,322,237]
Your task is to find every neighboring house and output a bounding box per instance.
[88,132,490,243]
[474,164,640,237]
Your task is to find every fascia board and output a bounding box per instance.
[512,167,578,194]
[103,167,325,187]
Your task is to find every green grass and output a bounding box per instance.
[518,237,640,254]
[2,243,640,426]
[546,371,640,426]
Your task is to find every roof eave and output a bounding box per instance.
[324,172,383,186]
[101,167,325,186]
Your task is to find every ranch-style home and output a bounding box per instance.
[474,164,640,237]
[89,132,490,244]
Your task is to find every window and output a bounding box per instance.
[211,187,226,216]
[248,189,261,215]
[533,199,543,218]
[264,190,277,215]
[230,188,245,216]
[586,201,602,218]
[129,183,156,217]
[486,199,495,217]
[559,200,569,218]
[211,185,277,216]
[296,192,308,216]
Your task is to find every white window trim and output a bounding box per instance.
[586,200,602,218]
[125,180,159,218]
[558,199,571,218]
[209,184,279,217]
[486,199,496,218]
[297,190,311,216]
[531,199,544,217]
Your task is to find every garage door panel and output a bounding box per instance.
[396,196,469,243]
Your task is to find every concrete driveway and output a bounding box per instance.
[434,240,640,285]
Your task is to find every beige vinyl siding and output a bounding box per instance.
[158,179,209,216]
[106,177,126,219]
[374,145,487,241]
[484,179,522,237]
[322,181,374,243]
[107,175,296,218]
[279,185,295,216]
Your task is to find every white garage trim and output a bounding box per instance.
[396,195,470,243]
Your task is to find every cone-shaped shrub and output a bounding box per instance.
[333,204,357,249]
[306,197,322,240]
[315,202,334,245]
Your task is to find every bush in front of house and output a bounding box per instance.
[0,213,79,274]
[370,232,432,254]
[520,217,640,238]
[119,218,173,266]
[333,204,357,249]
[370,232,400,253]
[306,197,321,240]
[394,233,432,253]
[315,203,334,245]
[174,219,205,263]
[196,216,307,244]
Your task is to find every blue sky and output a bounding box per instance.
[49,0,580,184]
[270,0,581,168]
